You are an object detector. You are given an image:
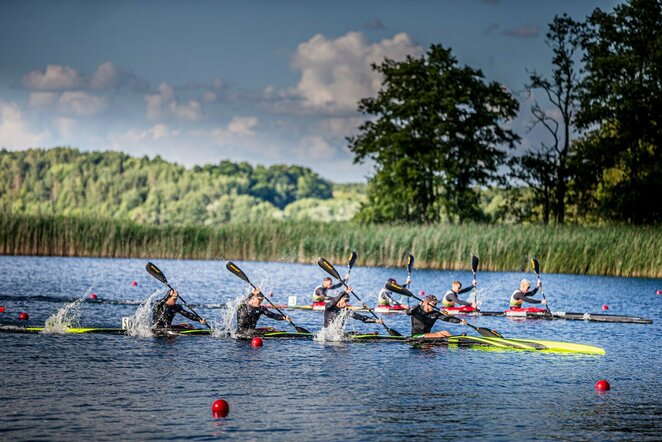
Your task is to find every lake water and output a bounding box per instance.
[1,256,660,441]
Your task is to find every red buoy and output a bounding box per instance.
[131,281,138,287]
[90,293,97,299]
[251,337,263,347]
[595,379,610,391]
[419,290,425,296]
[656,290,662,295]
[18,312,29,320]
[212,399,230,417]
[0,306,5,313]
[602,304,609,310]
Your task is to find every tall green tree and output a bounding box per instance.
[576,0,662,224]
[511,14,585,225]
[348,44,519,224]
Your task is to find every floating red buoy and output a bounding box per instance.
[211,399,230,417]
[251,337,263,348]
[656,290,662,295]
[18,312,29,320]
[131,281,138,287]
[595,379,610,391]
[419,290,425,296]
[90,293,97,299]
[0,306,5,313]
[602,304,609,310]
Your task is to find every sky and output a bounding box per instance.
[0,0,622,182]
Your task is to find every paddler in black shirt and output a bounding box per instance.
[324,290,383,328]
[152,289,208,329]
[509,279,546,308]
[313,276,348,303]
[407,295,467,338]
[237,288,291,336]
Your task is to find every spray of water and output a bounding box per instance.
[126,289,165,337]
[314,308,351,342]
[41,287,94,334]
[212,293,248,339]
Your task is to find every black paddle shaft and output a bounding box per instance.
[225,262,310,334]
[145,262,210,328]
[531,258,551,313]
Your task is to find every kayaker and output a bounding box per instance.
[377,277,410,307]
[407,295,467,337]
[324,290,383,328]
[441,280,477,308]
[237,288,291,335]
[152,289,208,329]
[509,278,546,308]
[313,276,348,303]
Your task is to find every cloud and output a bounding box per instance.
[124,124,181,143]
[364,18,386,30]
[190,116,258,146]
[226,116,257,136]
[264,31,423,115]
[145,82,202,122]
[21,62,147,91]
[0,99,50,148]
[502,25,541,39]
[295,135,341,160]
[57,91,108,117]
[22,65,83,90]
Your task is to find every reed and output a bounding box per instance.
[1,213,660,277]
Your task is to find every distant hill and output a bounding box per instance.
[0,147,363,224]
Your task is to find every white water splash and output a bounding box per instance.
[125,289,165,337]
[41,287,93,334]
[212,294,247,339]
[314,308,350,342]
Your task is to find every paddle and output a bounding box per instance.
[317,257,402,337]
[385,281,503,338]
[470,255,479,306]
[531,258,551,313]
[145,262,210,329]
[404,254,414,307]
[225,261,311,334]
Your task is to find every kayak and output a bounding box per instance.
[0,324,604,354]
[504,307,551,318]
[374,305,408,314]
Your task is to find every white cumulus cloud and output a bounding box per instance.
[145,82,202,122]
[22,65,83,90]
[0,99,50,148]
[284,31,423,114]
[57,91,108,117]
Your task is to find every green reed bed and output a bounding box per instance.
[1,213,660,277]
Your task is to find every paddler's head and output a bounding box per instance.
[519,279,531,292]
[248,288,264,307]
[165,289,179,305]
[335,292,350,308]
[451,281,462,292]
[322,277,334,289]
[421,294,437,312]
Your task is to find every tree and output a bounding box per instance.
[576,0,662,224]
[348,44,519,224]
[513,14,585,224]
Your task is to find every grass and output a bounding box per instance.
[1,213,661,277]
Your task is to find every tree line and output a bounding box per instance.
[0,147,361,225]
[350,0,661,225]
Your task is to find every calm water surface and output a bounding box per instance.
[1,256,660,441]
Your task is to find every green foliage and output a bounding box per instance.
[349,44,519,224]
[0,147,334,225]
[2,212,660,278]
[576,0,662,224]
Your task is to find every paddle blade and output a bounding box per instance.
[531,258,540,275]
[477,327,503,338]
[294,325,311,334]
[348,251,358,270]
[407,254,415,274]
[386,326,403,337]
[226,261,250,284]
[471,255,479,274]
[146,262,168,285]
[318,257,342,281]
[385,281,417,299]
